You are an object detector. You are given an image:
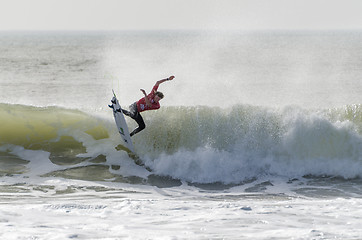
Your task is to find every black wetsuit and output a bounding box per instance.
[122,102,145,137]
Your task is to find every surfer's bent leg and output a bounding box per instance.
[123,102,146,136]
[121,109,132,117]
[122,102,137,118]
[130,113,145,137]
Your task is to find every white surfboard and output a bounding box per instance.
[110,90,135,153]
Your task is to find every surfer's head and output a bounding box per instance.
[154,91,164,102]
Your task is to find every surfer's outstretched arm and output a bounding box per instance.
[155,75,175,87]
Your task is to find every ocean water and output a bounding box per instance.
[0,31,362,239]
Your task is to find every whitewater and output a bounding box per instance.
[0,31,362,239]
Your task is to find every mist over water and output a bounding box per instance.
[1,31,361,109]
[104,31,362,108]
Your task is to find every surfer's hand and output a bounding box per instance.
[156,76,174,86]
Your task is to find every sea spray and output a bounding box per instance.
[142,105,362,183]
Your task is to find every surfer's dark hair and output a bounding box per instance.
[156,91,164,99]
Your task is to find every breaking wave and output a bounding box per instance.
[0,103,361,184]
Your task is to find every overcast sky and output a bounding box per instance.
[1,0,362,31]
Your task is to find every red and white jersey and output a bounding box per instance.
[136,84,160,112]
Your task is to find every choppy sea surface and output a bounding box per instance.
[0,31,362,239]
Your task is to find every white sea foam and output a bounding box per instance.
[1,180,362,239]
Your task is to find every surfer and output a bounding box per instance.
[121,76,175,136]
